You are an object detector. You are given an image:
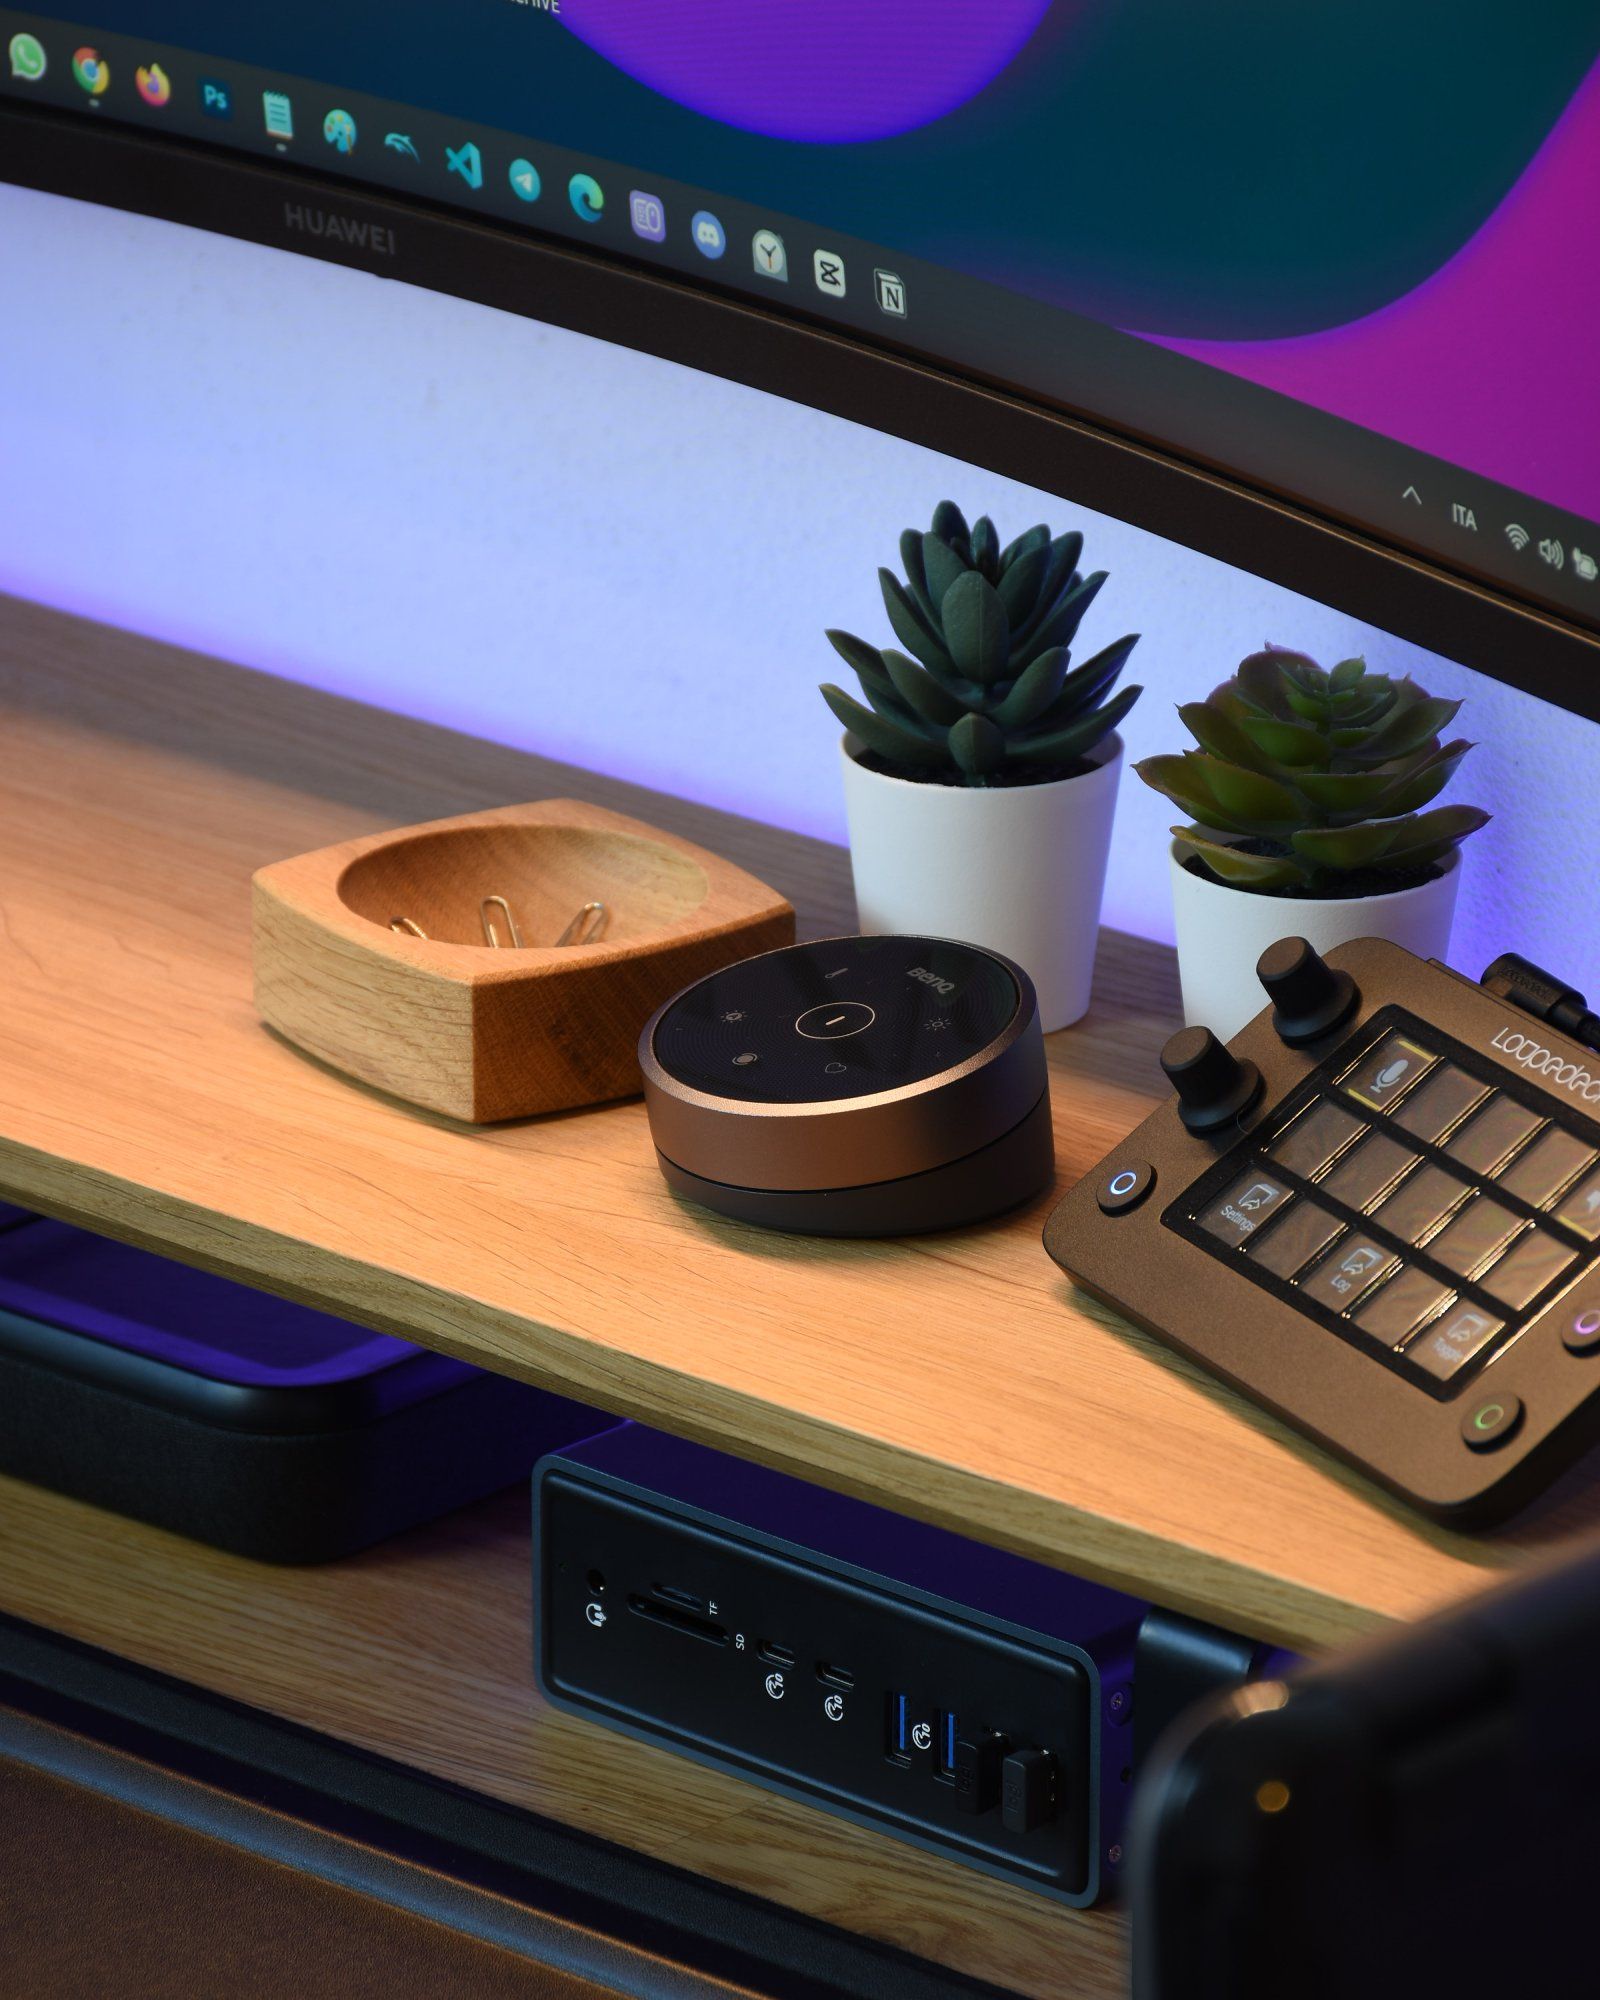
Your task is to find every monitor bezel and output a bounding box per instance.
[5,97,1598,719]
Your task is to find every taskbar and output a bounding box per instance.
[2,5,1596,646]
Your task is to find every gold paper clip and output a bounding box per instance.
[480,895,525,950]
[389,916,429,939]
[555,901,608,947]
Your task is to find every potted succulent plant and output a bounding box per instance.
[821,501,1141,1031]
[1136,647,1489,1037]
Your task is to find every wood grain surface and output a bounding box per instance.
[2,591,1596,1655]
[253,797,795,1120]
[0,1472,1128,2000]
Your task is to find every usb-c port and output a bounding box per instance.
[816,1662,854,1691]
[758,1640,796,1668]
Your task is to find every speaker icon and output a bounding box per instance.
[1538,537,1565,570]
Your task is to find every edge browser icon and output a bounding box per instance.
[446,141,484,191]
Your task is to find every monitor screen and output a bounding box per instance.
[4,4,1598,689]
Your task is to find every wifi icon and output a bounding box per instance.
[1506,523,1531,552]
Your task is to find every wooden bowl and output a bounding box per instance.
[252,799,795,1121]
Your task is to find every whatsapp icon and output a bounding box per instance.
[9,33,47,81]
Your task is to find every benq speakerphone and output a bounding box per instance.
[534,1424,1147,1905]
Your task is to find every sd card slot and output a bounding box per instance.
[628,1594,728,1646]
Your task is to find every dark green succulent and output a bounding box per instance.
[820,500,1141,786]
[1135,647,1489,894]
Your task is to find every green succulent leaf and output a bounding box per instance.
[998,545,1049,628]
[1364,739,1473,815]
[1236,651,1305,718]
[1200,758,1304,830]
[999,524,1050,572]
[1026,570,1107,659]
[931,500,971,555]
[1290,769,1407,818]
[921,531,970,608]
[1033,635,1139,732]
[1176,699,1278,774]
[1135,754,1256,834]
[822,685,947,769]
[1369,804,1491,869]
[941,570,1011,685]
[1360,692,1462,760]
[992,646,1070,729]
[879,569,959,680]
[1176,829,1307,891]
[898,530,938,622]
[1009,538,1083,651]
[948,711,1007,776]
[1237,715,1328,767]
[970,515,1000,579]
[1329,656,1367,692]
[881,648,966,727]
[823,628,909,715]
[1008,683,1141,765]
[1289,820,1405,870]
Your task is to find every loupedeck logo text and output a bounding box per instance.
[282,203,397,256]
[1490,1025,1600,1102]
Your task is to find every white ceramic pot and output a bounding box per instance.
[839,733,1123,1033]
[1169,841,1463,1040]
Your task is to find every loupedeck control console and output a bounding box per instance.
[534,1424,1150,1904]
[1047,937,1600,1526]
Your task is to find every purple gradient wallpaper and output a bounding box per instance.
[560,0,1057,143]
[1147,61,1600,524]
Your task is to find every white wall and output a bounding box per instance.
[2,180,1593,985]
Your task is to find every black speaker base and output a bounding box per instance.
[657,1091,1055,1236]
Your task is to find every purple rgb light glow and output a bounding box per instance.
[559,0,1056,142]
[1147,60,1600,525]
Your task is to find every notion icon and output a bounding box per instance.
[508,157,541,202]
[692,210,726,258]
[752,229,787,281]
[874,267,907,317]
[813,249,846,298]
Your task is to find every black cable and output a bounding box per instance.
[1479,952,1600,1053]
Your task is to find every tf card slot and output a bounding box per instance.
[628,1595,728,1646]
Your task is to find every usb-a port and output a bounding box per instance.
[886,1691,912,1762]
[935,1709,958,1780]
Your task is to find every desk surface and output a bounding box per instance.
[1,592,1593,1652]
[0,1471,1127,2000]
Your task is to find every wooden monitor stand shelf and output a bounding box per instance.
[1,592,1597,1994]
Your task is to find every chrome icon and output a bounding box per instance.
[72,47,110,95]
[568,173,604,224]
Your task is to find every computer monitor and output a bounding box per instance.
[2,5,1597,716]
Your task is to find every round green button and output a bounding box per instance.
[1461,1393,1523,1452]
